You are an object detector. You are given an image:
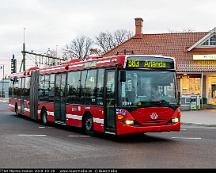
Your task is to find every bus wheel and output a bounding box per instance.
[83,114,94,136]
[41,110,48,125]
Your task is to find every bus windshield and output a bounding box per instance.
[119,70,177,107]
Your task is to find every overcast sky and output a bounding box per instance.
[0,0,216,78]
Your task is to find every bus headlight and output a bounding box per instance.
[125,120,134,125]
[172,118,179,123]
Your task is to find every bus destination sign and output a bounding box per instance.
[126,56,175,69]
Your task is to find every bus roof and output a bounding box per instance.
[10,54,176,78]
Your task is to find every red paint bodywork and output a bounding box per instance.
[8,54,181,136]
[116,107,181,135]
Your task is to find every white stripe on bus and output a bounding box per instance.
[66,114,82,120]
[9,104,15,108]
[96,59,111,64]
[47,111,54,116]
[24,108,30,112]
[66,114,104,124]
[71,64,83,67]
[41,67,63,72]
[93,118,104,124]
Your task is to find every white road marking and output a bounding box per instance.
[18,134,47,137]
[38,126,52,129]
[171,137,201,140]
[68,135,90,138]
[181,129,187,131]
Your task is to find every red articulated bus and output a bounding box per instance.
[9,55,181,135]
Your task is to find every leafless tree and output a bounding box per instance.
[114,29,133,45]
[95,29,132,54]
[63,36,94,60]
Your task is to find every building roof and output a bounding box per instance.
[104,32,216,72]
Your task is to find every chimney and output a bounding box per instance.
[134,18,143,39]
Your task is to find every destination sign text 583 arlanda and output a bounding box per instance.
[127,60,167,68]
[126,56,175,70]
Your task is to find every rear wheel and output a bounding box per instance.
[41,110,48,125]
[83,114,94,136]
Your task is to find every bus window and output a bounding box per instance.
[67,71,81,104]
[85,69,97,105]
[21,78,25,96]
[44,75,50,101]
[25,77,30,98]
[17,78,22,96]
[49,74,55,102]
[80,70,87,104]
[14,78,19,97]
[9,79,14,98]
[39,75,45,101]
[96,69,104,105]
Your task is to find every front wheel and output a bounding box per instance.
[83,114,94,136]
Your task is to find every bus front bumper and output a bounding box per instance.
[116,122,181,135]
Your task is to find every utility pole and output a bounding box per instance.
[0,64,4,97]
[22,28,26,71]
[21,51,64,66]
[20,28,63,69]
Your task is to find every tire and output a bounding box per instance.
[83,114,94,136]
[41,110,48,125]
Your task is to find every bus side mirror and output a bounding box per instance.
[120,71,126,82]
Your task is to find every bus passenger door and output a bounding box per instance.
[54,73,67,124]
[104,70,116,133]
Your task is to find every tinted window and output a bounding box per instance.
[39,75,49,101]
[13,78,19,97]
[67,71,81,104]
[80,70,87,104]
[24,77,30,98]
[96,69,104,105]
[44,75,50,101]
[106,71,115,105]
[85,70,97,105]
[39,75,44,100]
[49,74,55,101]
[9,79,14,98]
[55,74,61,97]
[21,78,25,96]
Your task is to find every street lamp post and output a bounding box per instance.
[0,65,4,97]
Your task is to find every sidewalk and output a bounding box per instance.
[181,109,216,126]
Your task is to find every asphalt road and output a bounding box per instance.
[0,102,216,168]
